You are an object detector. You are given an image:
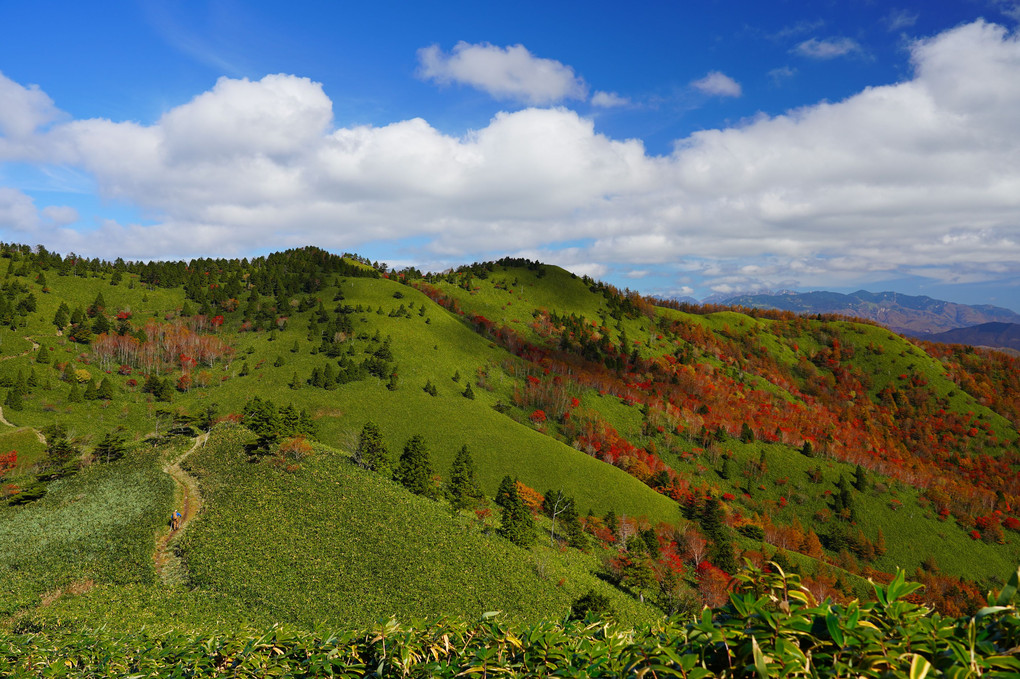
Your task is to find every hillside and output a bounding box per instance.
[0,244,1018,640]
[718,289,1020,335]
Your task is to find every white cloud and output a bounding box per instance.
[0,187,77,234]
[416,42,587,105]
[768,66,797,85]
[885,9,919,32]
[691,71,742,97]
[795,37,863,59]
[1,21,1019,297]
[591,90,631,108]
[0,72,61,139]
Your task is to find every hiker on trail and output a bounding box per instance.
[170,511,181,531]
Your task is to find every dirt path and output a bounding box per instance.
[0,405,13,428]
[0,336,40,362]
[154,432,208,581]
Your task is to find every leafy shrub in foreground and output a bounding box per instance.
[2,563,1019,677]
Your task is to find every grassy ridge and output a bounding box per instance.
[177,424,656,629]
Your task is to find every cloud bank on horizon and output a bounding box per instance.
[1,18,1019,306]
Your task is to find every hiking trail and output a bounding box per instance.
[154,432,208,582]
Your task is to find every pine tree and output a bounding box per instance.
[719,456,731,480]
[243,396,280,448]
[462,383,475,399]
[495,475,516,508]
[701,495,737,573]
[83,379,98,401]
[67,382,83,403]
[4,387,23,412]
[94,431,126,463]
[92,313,110,335]
[53,303,69,330]
[739,422,755,443]
[447,445,484,511]
[498,480,534,547]
[853,464,869,492]
[395,434,432,496]
[604,508,619,540]
[35,344,50,364]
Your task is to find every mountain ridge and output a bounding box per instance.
[715,288,1020,335]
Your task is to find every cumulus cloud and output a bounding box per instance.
[0,72,61,139]
[0,187,77,234]
[417,42,587,105]
[591,90,631,108]
[1,21,1019,297]
[795,37,863,59]
[691,71,742,97]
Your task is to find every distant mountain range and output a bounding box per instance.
[717,289,1020,336]
[924,322,1020,354]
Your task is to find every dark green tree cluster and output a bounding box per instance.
[242,396,314,449]
[142,374,174,402]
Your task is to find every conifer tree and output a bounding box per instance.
[497,480,534,547]
[4,387,23,411]
[53,303,69,330]
[495,475,516,508]
[67,382,83,403]
[853,464,869,492]
[701,495,737,573]
[94,431,126,463]
[35,343,50,364]
[395,434,432,496]
[83,379,98,401]
[462,383,475,399]
[447,445,484,511]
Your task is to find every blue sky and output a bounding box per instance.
[1,1,1019,310]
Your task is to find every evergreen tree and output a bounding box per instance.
[198,403,218,431]
[462,383,475,399]
[701,495,737,573]
[35,343,50,364]
[394,434,432,496]
[67,382,83,403]
[53,303,69,330]
[447,444,484,511]
[386,372,399,391]
[853,464,869,492]
[4,387,23,411]
[94,431,126,463]
[91,313,110,335]
[495,475,516,509]
[243,396,280,448]
[153,378,173,402]
[604,508,619,539]
[42,425,78,477]
[83,379,98,401]
[719,456,731,480]
[497,480,534,547]
[739,422,755,443]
